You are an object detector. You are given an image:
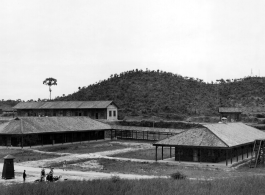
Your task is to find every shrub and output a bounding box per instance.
[170,171,186,180]
[111,175,121,183]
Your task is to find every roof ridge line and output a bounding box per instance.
[203,124,229,147]
[154,128,198,145]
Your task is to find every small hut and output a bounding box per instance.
[219,107,242,122]
[2,154,15,179]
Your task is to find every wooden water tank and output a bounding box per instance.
[2,155,15,179]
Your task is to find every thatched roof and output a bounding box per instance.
[13,101,117,109]
[111,125,184,134]
[154,123,265,148]
[219,107,242,113]
[0,117,111,134]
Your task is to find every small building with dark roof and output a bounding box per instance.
[13,101,118,120]
[153,122,265,166]
[0,117,111,147]
[219,107,242,122]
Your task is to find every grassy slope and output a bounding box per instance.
[2,177,265,195]
[57,69,265,119]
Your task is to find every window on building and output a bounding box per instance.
[113,111,116,117]
[109,111,112,117]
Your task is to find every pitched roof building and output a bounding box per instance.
[0,117,111,147]
[218,107,242,122]
[13,101,118,120]
[153,123,265,165]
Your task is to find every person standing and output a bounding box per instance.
[41,168,45,181]
[48,167,54,182]
[23,170,27,182]
[63,160,67,171]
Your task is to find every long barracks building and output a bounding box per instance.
[13,101,118,120]
[0,117,111,147]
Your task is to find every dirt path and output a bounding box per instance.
[0,163,166,185]
[17,142,153,168]
[0,141,159,185]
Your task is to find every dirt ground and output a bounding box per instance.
[1,140,265,185]
[0,148,60,163]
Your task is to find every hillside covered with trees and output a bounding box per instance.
[57,69,265,120]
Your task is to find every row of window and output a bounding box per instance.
[109,110,116,117]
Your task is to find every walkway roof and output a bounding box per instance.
[154,123,265,148]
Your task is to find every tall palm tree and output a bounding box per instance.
[43,77,57,100]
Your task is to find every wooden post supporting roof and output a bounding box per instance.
[170,147,172,158]
[199,148,201,163]
[226,150,228,166]
[178,147,180,163]
[20,120,24,148]
[155,146,158,161]
[242,147,243,160]
[21,135,23,148]
[230,149,233,164]
[261,145,264,166]
[251,147,253,161]
[162,146,164,160]
[236,148,238,162]
[247,146,249,158]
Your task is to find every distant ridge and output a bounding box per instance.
[56,69,265,120]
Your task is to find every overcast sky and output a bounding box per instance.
[0,0,265,100]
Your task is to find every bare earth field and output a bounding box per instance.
[0,148,60,163]
[2,139,265,186]
[36,140,146,154]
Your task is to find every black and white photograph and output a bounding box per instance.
[1,0,265,194]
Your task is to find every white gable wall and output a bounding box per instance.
[107,105,118,120]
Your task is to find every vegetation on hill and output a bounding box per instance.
[56,69,265,120]
[0,99,19,110]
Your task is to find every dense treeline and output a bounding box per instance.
[0,99,19,110]
[57,69,265,120]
